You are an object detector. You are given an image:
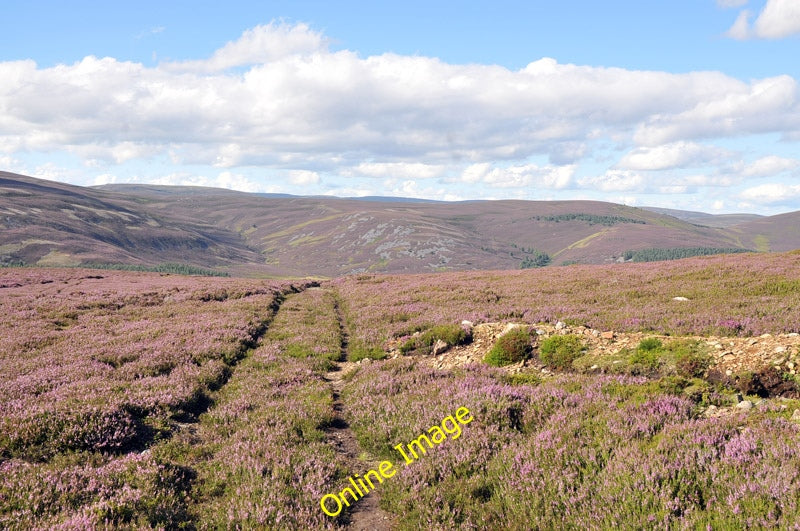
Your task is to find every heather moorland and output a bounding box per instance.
[2,253,800,529]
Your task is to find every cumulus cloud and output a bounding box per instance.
[738,155,800,177]
[2,24,798,173]
[288,169,320,185]
[456,163,575,189]
[578,171,644,192]
[618,141,731,170]
[0,21,799,211]
[166,22,327,72]
[347,162,446,179]
[633,75,800,146]
[739,182,800,204]
[726,0,800,39]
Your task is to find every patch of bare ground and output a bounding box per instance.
[395,321,800,378]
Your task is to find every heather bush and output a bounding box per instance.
[399,323,471,355]
[738,366,800,398]
[539,333,585,369]
[485,327,532,366]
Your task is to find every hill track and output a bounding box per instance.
[321,286,397,530]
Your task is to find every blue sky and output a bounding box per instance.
[2,0,800,214]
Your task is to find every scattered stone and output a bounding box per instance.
[736,400,753,410]
[362,358,371,365]
[590,364,599,370]
[790,362,796,370]
[761,333,773,339]
[555,321,566,330]
[601,331,614,340]
[591,329,600,337]
[725,369,733,376]
[789,333,800,337]
[792,409,800,423]
[775,346,787,353]
[672,296,690,301]
[461,320,473,327]
[432,339,449,356]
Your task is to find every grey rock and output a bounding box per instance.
[432,339,449,356]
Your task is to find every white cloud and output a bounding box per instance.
[633,75,800,145]
[456,163,575,189]
[726,0,800,39]
[0,21,799,213]
[127,171,275,193]
[739,182,800,204]
[726,10,753,39]
[739,155,800,177]
[578,170,644,192]
[288,169,320,185]
[618,141,730,170]
[0,155,21,170]
[166,22,326,72]
[754,0,800,38]
[3,25,798,172]
[348,162,446,179]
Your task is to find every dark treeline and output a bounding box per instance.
[624,247,753,263]
[534,213,646,226]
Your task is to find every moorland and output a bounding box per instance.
[2,248,800,529]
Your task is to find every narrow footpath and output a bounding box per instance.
[324,290,397,530]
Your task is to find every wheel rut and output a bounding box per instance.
[324,291,397,530]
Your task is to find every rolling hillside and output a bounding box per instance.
[1,171,798,276]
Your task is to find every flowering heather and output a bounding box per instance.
[342,359,800,529]
[0,268,305,527]
[330,252,800,351]
[5,260,800,528]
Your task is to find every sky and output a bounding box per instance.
[2,1,800,214]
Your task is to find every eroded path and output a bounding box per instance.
[322,287,397,530]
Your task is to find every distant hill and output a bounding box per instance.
[1,171,797,277]
[641,206,763,228]
[729,211,800,252]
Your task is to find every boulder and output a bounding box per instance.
[432,339,449,356]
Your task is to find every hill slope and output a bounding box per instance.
[1,171,797,276]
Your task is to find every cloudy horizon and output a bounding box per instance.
[2,1,800,214]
